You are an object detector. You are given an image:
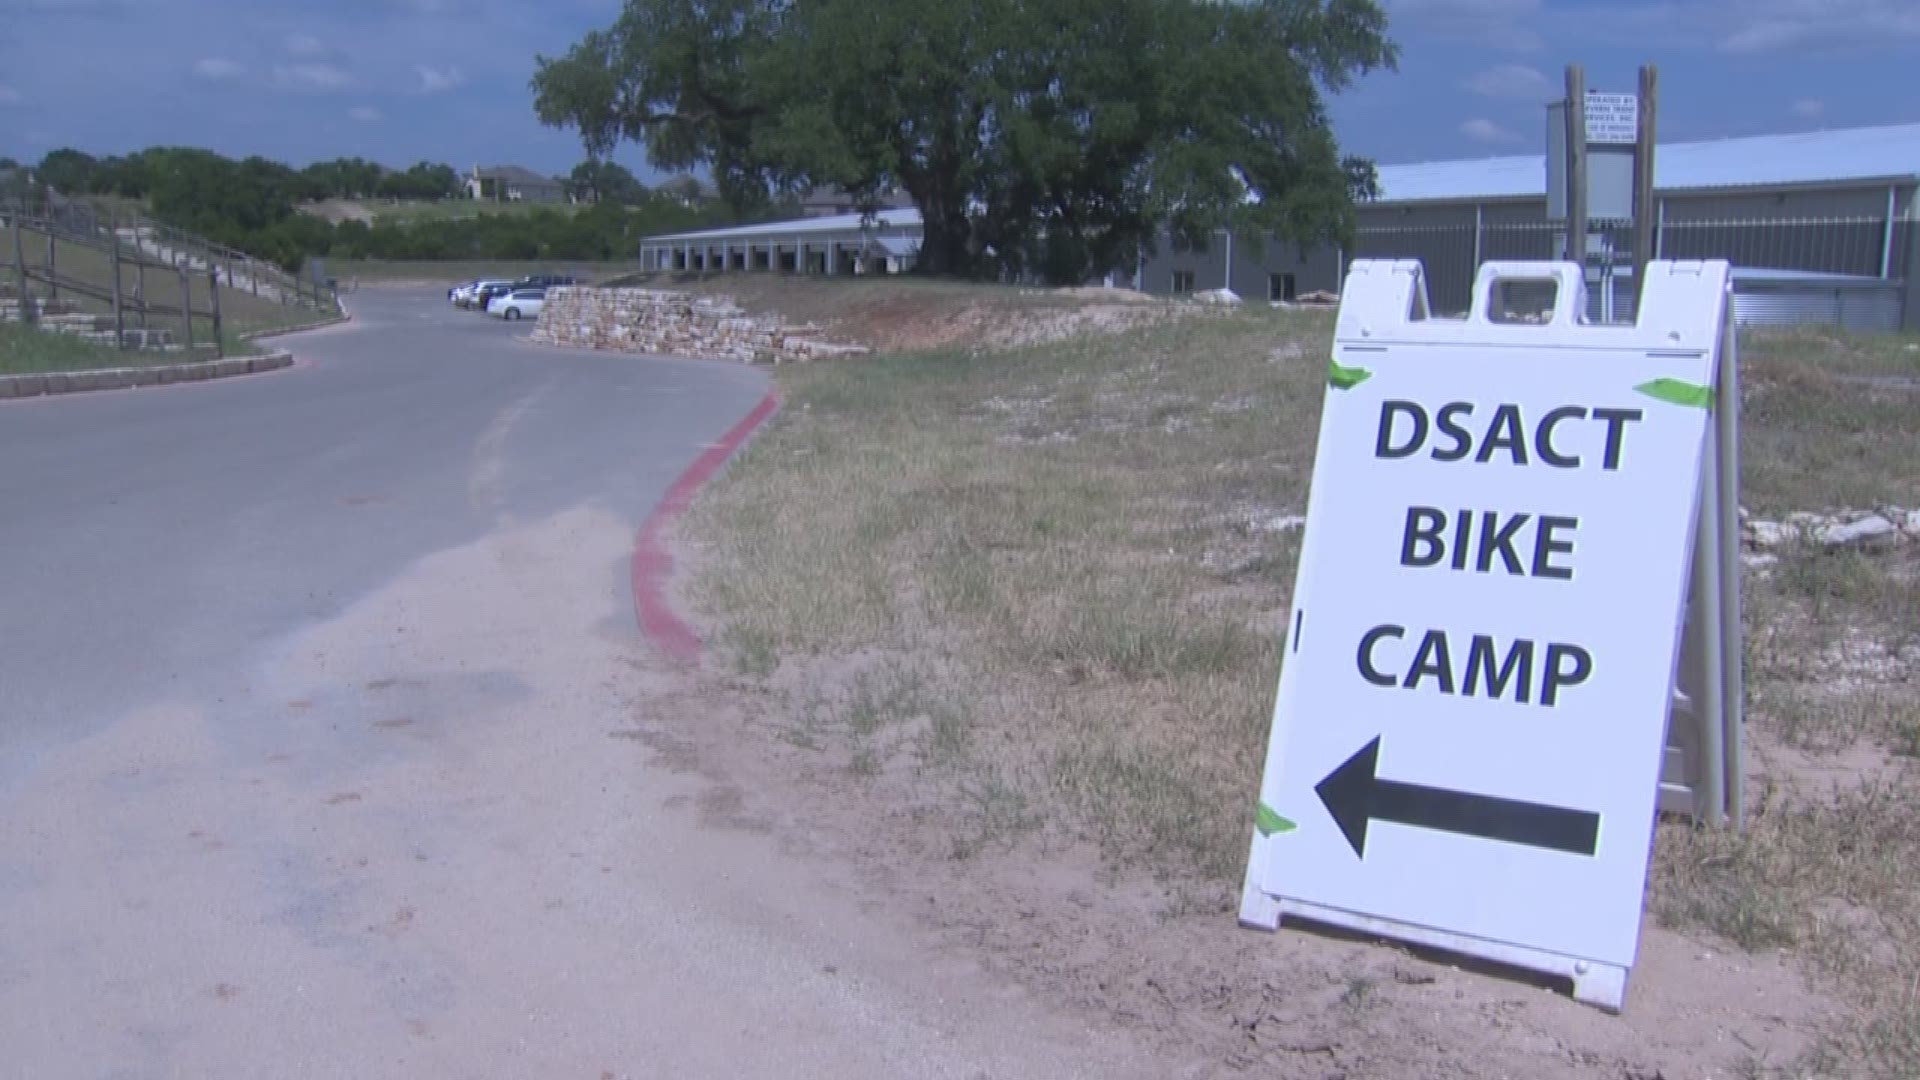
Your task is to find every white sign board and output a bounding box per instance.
[1241,259,1731,1012]
[1546,102,1637,222]
[1585,91,1639,145]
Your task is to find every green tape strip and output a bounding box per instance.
[1255,802,1297,837]
[1635,377,1712,410]
[1328,360,1372,390]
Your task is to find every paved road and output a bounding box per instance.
[0,290,1173,1079]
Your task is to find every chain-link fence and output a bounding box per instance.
[1352,211,1912,328]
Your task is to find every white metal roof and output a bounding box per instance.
[646,208,922,243]
[1376,122,1920,204]
[643,123,1920,241]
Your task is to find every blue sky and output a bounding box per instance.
[2,0,1917,182]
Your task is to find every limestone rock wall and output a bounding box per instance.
[530,287,866,364]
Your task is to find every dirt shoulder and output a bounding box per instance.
[664,295,1919,1076]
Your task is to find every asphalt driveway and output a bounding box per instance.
[0,288,1171,1079]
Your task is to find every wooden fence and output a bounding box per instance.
[5,209,226,357]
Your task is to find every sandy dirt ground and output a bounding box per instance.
[0,290,1207,1079]
[0,506,1202,1078]
[641,627,1838,1079]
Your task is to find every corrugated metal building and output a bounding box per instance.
[1146,122,1920,330]
[639,210,924,276]
[640,122,1920,330]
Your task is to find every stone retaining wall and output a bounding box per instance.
[529,287,867,364]
[0,351,293,400]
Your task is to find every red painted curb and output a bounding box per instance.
[632,390,781,661]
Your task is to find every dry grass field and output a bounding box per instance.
[672,287,1918,1075]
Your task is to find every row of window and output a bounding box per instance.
[1169,270,1296,300]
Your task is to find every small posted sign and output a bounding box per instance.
[1239,259,1734,1012]
[1584,91,1639,145]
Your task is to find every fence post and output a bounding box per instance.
[1632,65,1659,296]
[208,266,223,359]
[1564,64,1589,269]
[1881,184,1898,280]
[12,212,33,327]
[110,237,126,350]
[135,258,147,328]
[45,226,57,304]
[1471,204,1483,278]
[179,262,194,353]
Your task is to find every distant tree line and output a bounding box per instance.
[34,148,466,207]
[14,146,740,270]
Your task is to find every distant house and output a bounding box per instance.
[467,165,565,204]
[798,184,913,218]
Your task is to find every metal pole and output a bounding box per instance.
[1881,183,1898,279]
[135,259,147,328]
[1223,229,1233,295]
[1655,198,1666,259]
[1693,420,1727,827]
[1633,65,1658,296]
[45,227,57,304]
[12,213,32,326]
[1471,204,1483,273]
[1565,65,1588,270]
[208,266,223,359]
[1601,244,1615,324]
[179,262,194,353]
[110,236,125,350]
[1717,297,1745,827]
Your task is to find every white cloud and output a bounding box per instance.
[193,57,243,80]
[273,63,354,92]
[285,33,327,56]
[1465,63,1552,100]
[1715,0,1920,52]
[349,106,383,123]
[1388,0,1543,50]
[0,85,21,106]
[1461,117,1521,145]
[1791,98,1824,119]
[415,64,465,93]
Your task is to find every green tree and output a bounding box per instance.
[375,161,462,201]
[532,0,1393,283]
[301,157,387,199]
[37,148,101,194]
[568,158,646,204]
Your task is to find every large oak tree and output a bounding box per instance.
[533,0,1393,283]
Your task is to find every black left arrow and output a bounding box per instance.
[1315,737,1600,858]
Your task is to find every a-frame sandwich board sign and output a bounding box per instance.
[1239,258,1741,1012]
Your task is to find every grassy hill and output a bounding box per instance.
[299,198,588,227]
[2,216,343,373]
[44,236,333,339]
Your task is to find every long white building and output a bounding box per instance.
[640,122,1920,330]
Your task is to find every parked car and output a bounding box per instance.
[516,273,576,289]
[489,287,547,321]
[448,279,481,304]
[457,279,513,309]
[471,282,518,312]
